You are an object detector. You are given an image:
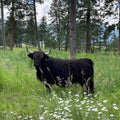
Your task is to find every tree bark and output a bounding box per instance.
[85,4,90,53]
[1,0,6,50]
[33,0,41,51]
[70,0,76,59]
[118,0,120,55]
[57,23,60,51]
[10,1,15,51]
[65,1,70,51]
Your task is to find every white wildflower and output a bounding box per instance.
[105,109,108,112]
[29,116,33,118]
[84,97,87,100]
[62,111,64,114]
[14,113,17,116]
[43,110,48,114]
[113,103,116,106]
[59,101,64,104]
[39,116,44,120]
[86,112,89,115]
[49,113,53,116]
[91,105,96,108]
[59,97,62,100]
[58,108,62,111]
[68,105,72,108]
[90,97,93,100]
[98,112,102,115]
[97,103,103,107]
[110,114,114,117]
[98,116,101,119]
[81,100,85,105]
[3,111,6,114]
[94,94,97,97]
[53,114,57,117]
[87,99,90,103]
[24,116,28,119]
[87,108,91,111]
[103,100,108,103]
[65,100,69,104]
[75,94,79,97]
[92,108,98,112]
[91,101,94,103]
[79,107,82,110]
[113,106,119,110]
[18,116,22,119]
[55,115,61,119]
[87,94,91,97]
[10,111,13,114]
[60,104,64,106]
[76,99,79,102]
[86,105,90,108]
[64,107,69,111]
[39,105,44,108]
[101,107,107,111]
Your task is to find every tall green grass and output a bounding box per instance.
[0,48,120,120]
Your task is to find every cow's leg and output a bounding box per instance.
[88,76,94,93]
[35,66,42,81]
[45,85,51,93]
[83,76,94,94]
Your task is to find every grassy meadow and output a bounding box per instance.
[0,48,120,120]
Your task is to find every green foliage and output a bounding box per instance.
[0,48,120,119]
[2,0,119,52]
[38,16,47,47]
[0,19,2,45]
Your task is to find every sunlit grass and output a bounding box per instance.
[0,48,120,119]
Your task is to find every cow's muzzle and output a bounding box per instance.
[34,60,41,67]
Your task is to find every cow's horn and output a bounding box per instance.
[26,45,33,53]
[45,49,51,55]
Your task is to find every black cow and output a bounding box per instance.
[27,48,94,94]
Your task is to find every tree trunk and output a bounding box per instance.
[10,1,15,51]
[56,9,60,51]
[70,0,76,59]
[1,0,6,50]
[57,25,60,50]
[65,29,69,51]
[33,0,41,51]
[85,3,90,53]
[65,1,70,51]
[118,0,120,55]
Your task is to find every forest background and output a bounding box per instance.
[0,0,119,55]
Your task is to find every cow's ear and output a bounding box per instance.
[28,53,33,59]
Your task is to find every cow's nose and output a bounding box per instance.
[34,64,37,67]
[34,61,40,67]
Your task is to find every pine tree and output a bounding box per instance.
[38,16,47,48]
[4,0,27,51]
[118,0,120,55]
[1,0,6,50]
[25,17,36,47]
[49,0,63,50]
[33,0,41,51]
[70,0,76,59]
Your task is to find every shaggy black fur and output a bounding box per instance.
[28,51,94,94]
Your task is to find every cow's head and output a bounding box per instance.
[26,46,51,67]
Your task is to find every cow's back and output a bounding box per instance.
[70,58,94,83]
[42,57,93,87]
